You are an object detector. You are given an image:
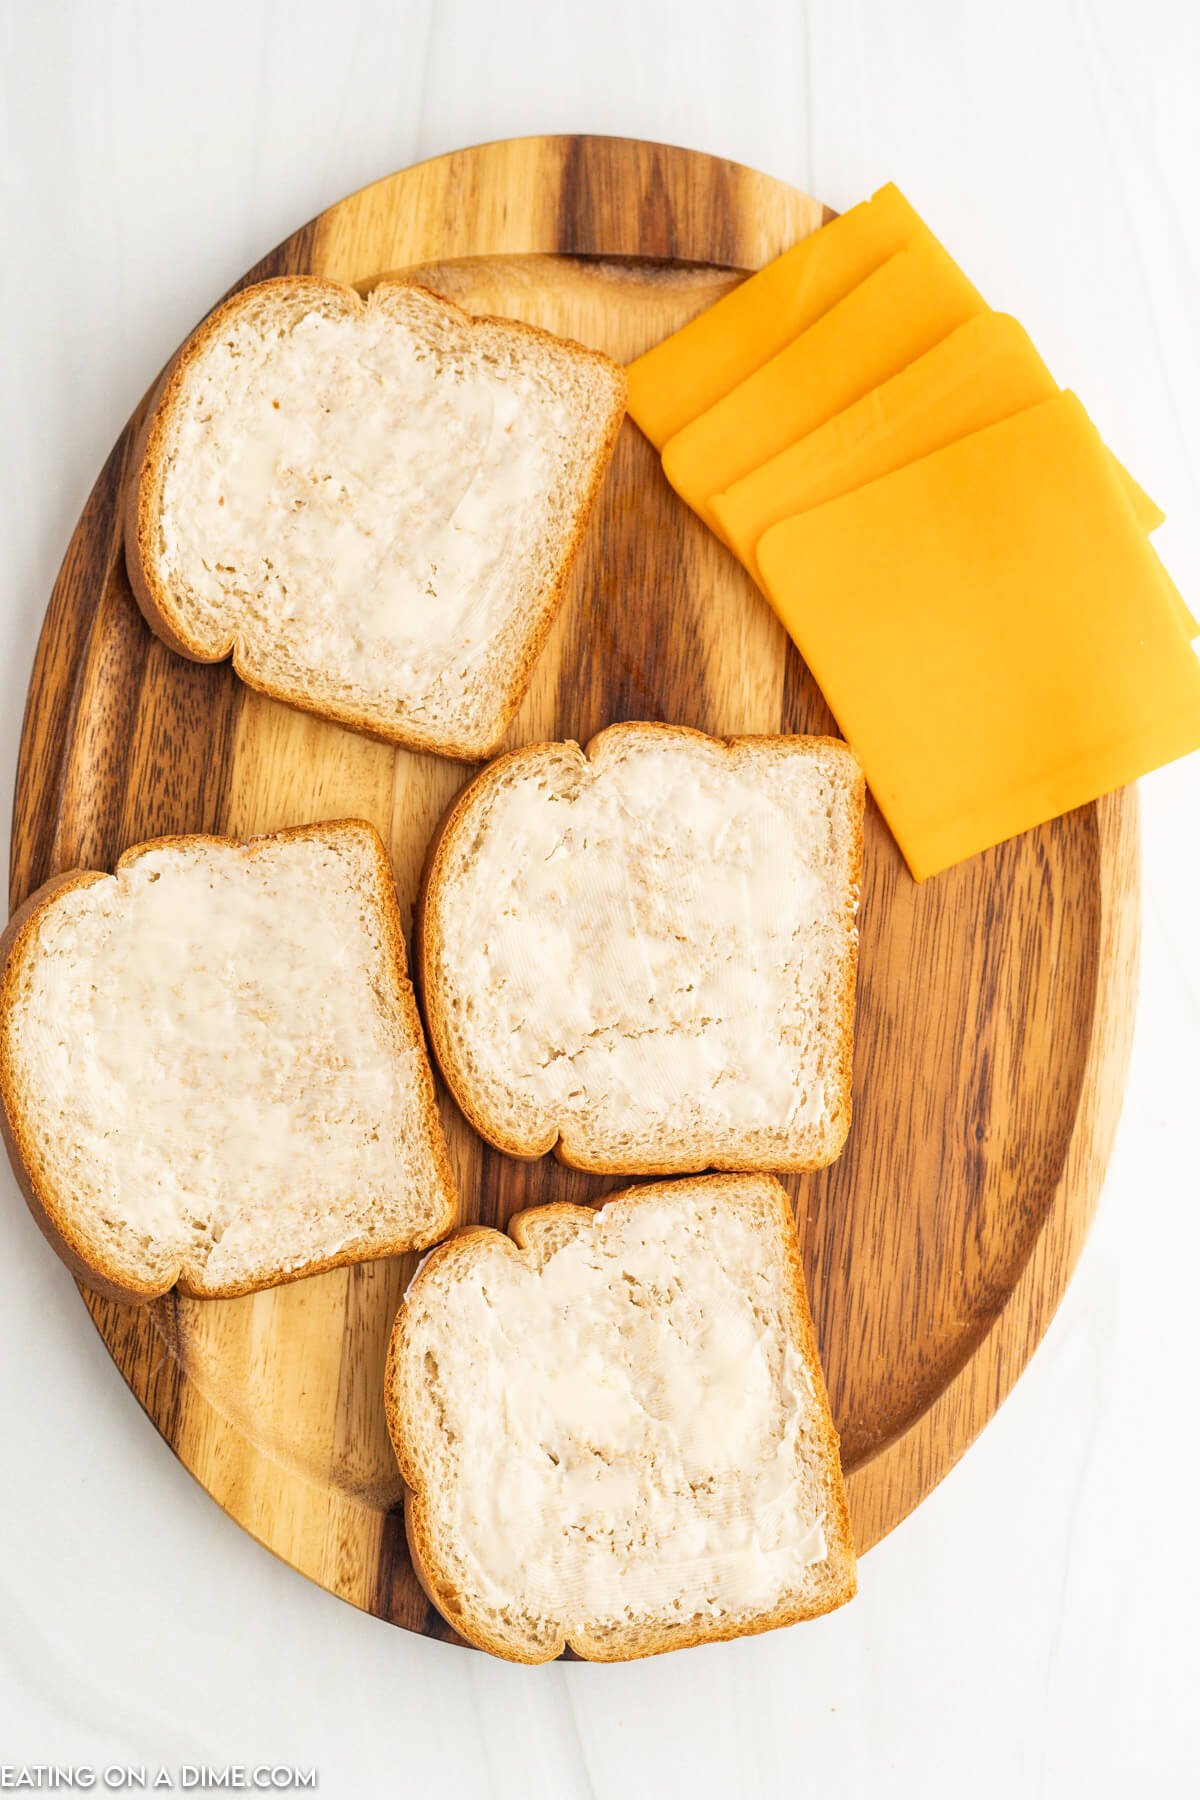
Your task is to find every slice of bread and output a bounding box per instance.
[419,722,864,1173]
[125,278,626,760]
[0,821,456,1301]
[386,1173,856,1662]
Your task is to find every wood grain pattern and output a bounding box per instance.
[8,136,1139,1645]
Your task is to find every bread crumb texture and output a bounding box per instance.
[147,281,625,753]
[389,1176,855,1661]
[2,824,454,1295]
[425,725,863,1170]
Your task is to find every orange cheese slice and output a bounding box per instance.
[1115,463,1166,535]
[626,183,920,449]
[708,311,1185,632]
[662,232,985,526]
[711,313,1162,570]
[756,392,1200,881]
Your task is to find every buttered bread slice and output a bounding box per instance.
[0,821,456,1300]
[126,278,626,759]
[386,1173,856,1662]
[419,723,864,1173]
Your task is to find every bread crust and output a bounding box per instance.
[124,276,627,761]
[416,721,865,1172]
[384,1175,857,1662]
[0,820,457,1302]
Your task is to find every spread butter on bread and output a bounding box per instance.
[125,278,626,759]
[419,723,864,1173]
[0,820,456,1300]
[386,1173,856,1661]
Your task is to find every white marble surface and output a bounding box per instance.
[1,2,1198,1793]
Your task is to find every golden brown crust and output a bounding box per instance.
[416,722,865,1170]
[0,820,457,1303]
[0,872,166,1304]
[124,275,627,762]
[384,1175,856,1662]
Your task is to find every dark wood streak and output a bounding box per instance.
[11,436,134,906]
[82,1288,192,1467]
[371,1505,439,1637]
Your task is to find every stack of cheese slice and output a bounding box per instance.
[627,185,1200,880]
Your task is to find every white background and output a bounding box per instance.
[2,2,1197,1794]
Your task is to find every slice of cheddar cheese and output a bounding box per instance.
[662,232,985,526]
[1113,462,1166,535]
[626,184,920,449]
[756,392,1200,881]
[711,313,1163,571]
[707,311,1186,632]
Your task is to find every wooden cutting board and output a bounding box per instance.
[9,135,1139,1646]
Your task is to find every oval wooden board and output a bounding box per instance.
[11,136,1139,1646]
